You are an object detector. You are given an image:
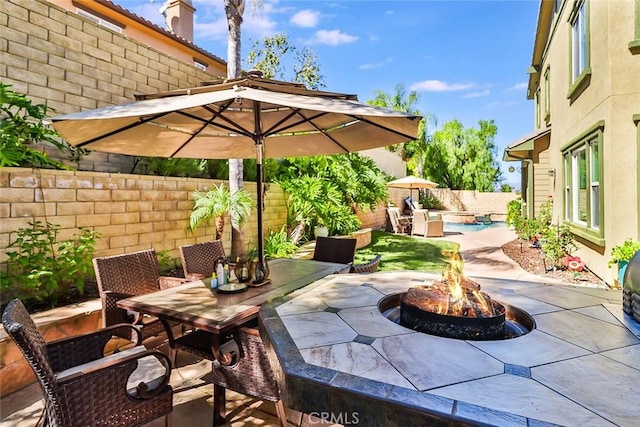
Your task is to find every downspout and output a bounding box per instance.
[524,159,535,218]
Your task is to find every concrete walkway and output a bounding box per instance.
[0,226,583,427]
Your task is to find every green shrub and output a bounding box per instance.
[419,191,444,209]
[264,226,299,258]
[608,238,640,267]
[1,221,101,304]
[541,224,576,269]
[505,198,522,228]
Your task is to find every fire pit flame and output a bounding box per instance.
[399,251,506,340]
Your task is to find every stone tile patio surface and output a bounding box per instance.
[2,226,638,426]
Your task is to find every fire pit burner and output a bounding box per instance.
[379,293,534,340]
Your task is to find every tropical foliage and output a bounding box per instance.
[264,226,299,258]
[277,175,360,238]
[0,82,83,169]
[190,184,254,240]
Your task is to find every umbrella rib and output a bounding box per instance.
[74,112,170,148]
[348,114,419,142]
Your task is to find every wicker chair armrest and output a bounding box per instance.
[48,324,142,372]
[350,255,382,273]
[56,347,172,399]
[159,276,188,290]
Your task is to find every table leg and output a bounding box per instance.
[213,383,226,426]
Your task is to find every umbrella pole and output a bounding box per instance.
[253,141,268,284]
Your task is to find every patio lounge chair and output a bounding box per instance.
[179,240,226,281]
[2,299,173,427]
[386,207,411,234]
[93,249,187,342]
[312,236,357,265]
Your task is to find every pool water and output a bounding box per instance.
[443,221,506,233]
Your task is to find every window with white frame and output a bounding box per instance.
[571,1,587,82]
[563,125,603,240]
[77,9,123,33]
[544,67,550,121]
[535,88,541,128]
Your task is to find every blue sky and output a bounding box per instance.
[115,0,540,186]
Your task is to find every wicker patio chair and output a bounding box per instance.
[350,254,382,273]
[93,249,187,341]
[312,236,357,265]
[425,212,445,237]
[411,210,444,237]
[210,326,287,427]
[2,299,173,427]
[179,240,226,281]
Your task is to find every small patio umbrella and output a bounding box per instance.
[387,175,438,205]
[50,75,422,275]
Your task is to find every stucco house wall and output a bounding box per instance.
[509,0,640,284]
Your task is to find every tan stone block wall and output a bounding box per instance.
[0,168,289,270]
[387,187,517,217]
[0,0,223,173]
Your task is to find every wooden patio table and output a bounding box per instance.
[117,257,349,425]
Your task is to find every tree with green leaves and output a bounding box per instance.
[246,34,325,89]
[424,119,502,191]
[368,84,437,178]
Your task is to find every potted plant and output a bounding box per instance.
[189,184,253,240]
[608,238,640,286]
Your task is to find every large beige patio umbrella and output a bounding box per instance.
[387,175,438,205]
[50,75,422,276]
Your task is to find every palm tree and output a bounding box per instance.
[190,184,253,241]
[224,0,248,256]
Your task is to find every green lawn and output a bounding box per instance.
[354,231,459,273]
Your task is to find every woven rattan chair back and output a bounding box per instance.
[93,249,164,337]
[411,210,428,236]
[2,299,59,423]
[179,240,226,280]
[312,236,357,265]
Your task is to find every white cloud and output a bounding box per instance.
[290,9,320,28]
[194,17,228,42]
[359,57,394,70]
[410,80,475,92]
[508,82,528,91]
[313,29,358,46]
[462,89,490,98]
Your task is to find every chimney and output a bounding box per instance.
[163,0,195,41]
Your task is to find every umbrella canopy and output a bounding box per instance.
[387,175,438,190]
[50,76,422,273]
[387,175,438,207]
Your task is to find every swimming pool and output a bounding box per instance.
[443,221,506,233]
